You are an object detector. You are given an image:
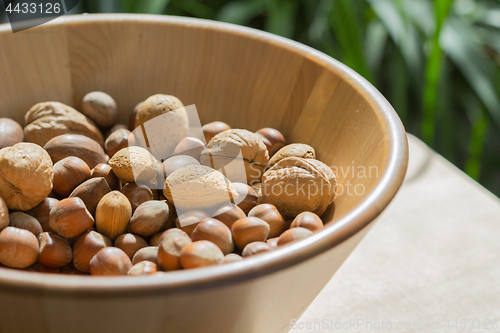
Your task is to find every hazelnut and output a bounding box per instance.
[202,121,231,143]
[180,241,224,269]
[149,231,165,247]
[256,128,286,156]
[89,247,132,276]
[212,203,246,229]
[49,197,94,238]
[134,94,188,159]
[261,157,336,218]
[231,182,258,215]
[91,163,120,190]
[129,200,170,237]
[266,237,279,250]
[231,217,270,249]
[164,165,238,212]
[0,196,8,231]
[31,263,61,274]
[191,218,234,255]
[72,230,112,272]
[9,212,43,236]
[162,155,200,178]
[105,124,128,140]
[120,183,153,213]
[248,204,286,238]
[157,229,192,270]
[222,253,243,264]
[0,227,39,268]
[114,233,148,259]
[108,146,158,183]
[172,137,205,160]
[24,101,103,147]
[69,177,111,216]
[105,129,135,158]
[200,129,269,185]
[81,91,118,128]
[277,227,313,247]
[26,198,59,232]
[0,143,53,211]
[175,210,209,236]
[132,246,159,265]
[44,134,106,169]
[38,232,72,268]
[290,212,323,232]
[130,102,143,130]
[128,260,157,276]
[242,241,271,257]
[268,143,316,167]
[95,191,132,240]
[53,156,91,197]
[0,118,23,149]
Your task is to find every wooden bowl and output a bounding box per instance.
[0,14,408,333]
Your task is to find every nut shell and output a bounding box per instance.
[173,137,205,160]
[242,241,271,257]
[222,253,243,264]
[120,183,153,213]
[91,164,120,190]
[231,217,270,249]
[248,204,286,238]
[0,227,39,268]
[72,230,112,272]
[261,157,336,218]
[38,232,72,268]
[115,233,148,259]
[81,91,118,128]
[53,156,91,197]
[200,129,269,185]
[162,155,200,178]
[69,177,111,216]
[180,240,224,269]
[164,165,238,212]
[256,128,286,156]
[202,121,231,143]
[232,182,258,215]
[132,246,159,265]
[108,147,158,183]
[0,143,54,211]
[290,211,324,232]
[9,212,43,236]
[277,227,313,247]
[268,143,316,167]
[0,118,23,149]
[0,196,8,231]
[44,134,106,169]
[90,247,132,276]
[157,229,192,271]
[26,198,59,232]
[49,197,95,238]
[105,129,134,158]
[191,218,234,255]
[95,191,132,240]
[128,260,157,276]
[134,94,188,159]
[24,102,104,147]
[129,200,170,237]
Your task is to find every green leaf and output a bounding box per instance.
[440,17,500,130]
[421,0,454,146]
[328,0,373,82]
[364,20,388,79]
[135,0,171,14]
[264,0,299,38]
[217,0,266,25]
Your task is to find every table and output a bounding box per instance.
[291,134,500,332]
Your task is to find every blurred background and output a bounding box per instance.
[1,0,500,196]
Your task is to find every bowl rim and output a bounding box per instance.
[0,13,408,296]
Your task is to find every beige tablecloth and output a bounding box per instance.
[291,135,500,332]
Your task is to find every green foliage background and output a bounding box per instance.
[2,0,500,196]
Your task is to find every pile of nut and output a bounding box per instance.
[0,92,336,276]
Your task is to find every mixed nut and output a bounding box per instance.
[0,92,337,276]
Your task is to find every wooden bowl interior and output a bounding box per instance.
[0,17,392,224]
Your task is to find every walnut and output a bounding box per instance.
[200,129,269,185]
[24,102,104,147]
[261,157,336,218]
[268,143,315,167]
[163,165,238,212]
[134,94,189,160]
[0,143,54,211]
